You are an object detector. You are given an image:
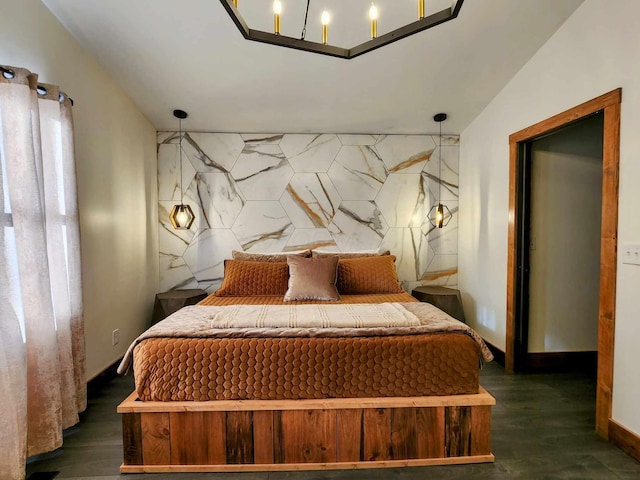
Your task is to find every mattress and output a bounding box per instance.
[131,293,485,401]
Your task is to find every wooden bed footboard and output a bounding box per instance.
[117,388,495,473]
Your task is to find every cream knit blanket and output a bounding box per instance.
[211,303,421,329]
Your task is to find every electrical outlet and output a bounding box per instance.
[622,243,640,266]
[112,329,119,346]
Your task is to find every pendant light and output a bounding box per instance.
[169,109,195,230]
[429,113,452,229]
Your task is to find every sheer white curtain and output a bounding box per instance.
[0,66,85,480]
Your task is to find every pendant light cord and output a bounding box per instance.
[301,0,311,39]
[438,119,442,203]
[179,118,184,204]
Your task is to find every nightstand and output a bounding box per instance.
[411,286,466,323]
[151,288,208,326]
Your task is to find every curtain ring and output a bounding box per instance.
[0,66,15,79]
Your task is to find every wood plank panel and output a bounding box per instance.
[363,408,391,461]
[273,410,284,464]
[253,410,274,464]
[117,391,496,413]
[119,391,495,472]
[336,409,362,462]
[141,413,171,465]
[445,406,471,457]
[122,413,142,465]
[120,454,496,473]
[169,411,226,465]
[226,411,254,464]
[390,408,417,460]
[281,410,336,463]
[470,406,492,455]
[416,407,444,458]
[506,139,518,373]
[596,101,620,438]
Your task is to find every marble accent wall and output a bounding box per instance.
[158,132,459,293]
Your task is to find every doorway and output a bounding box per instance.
[523,113,603,373]
[506,89,621,439]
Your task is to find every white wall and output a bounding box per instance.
[528,116,602,353]
[0,0,158,380]
[459,0,640,436]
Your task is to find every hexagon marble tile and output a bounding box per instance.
[284,228,337,251]
[182,132,244,173]
[157,140,196,201]
[280,173,341,228]
[183,229,242,285]
[231,145,293,200]
[422,145,460,202]
[241,133,283,145]
[375,135,436,173]
[328,145,387,200]
[376,173,430,228]
[379,228,434,284]
[280,134,341,173]
[157,131,460,292]
[182,172,244,229]
[328,201,388,252]
[232,201,294,252]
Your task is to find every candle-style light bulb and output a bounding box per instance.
[369,3,378,39]
[273,1,282,35]
[419,0,425,19]
[321,10,330,45]
[436,203,444,228]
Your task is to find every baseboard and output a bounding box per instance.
[483,340,505,367]
[526,351,597,373]
[87,357,123,398]
[609,418,640,463]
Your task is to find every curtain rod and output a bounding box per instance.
[1,65,74,106]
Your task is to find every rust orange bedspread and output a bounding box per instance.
[132,293,482,401]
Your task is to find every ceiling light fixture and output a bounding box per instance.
[429,113,452,229]
[220,0,464,60]
[169,109,195,230]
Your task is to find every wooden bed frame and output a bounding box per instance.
[117,387,495,473]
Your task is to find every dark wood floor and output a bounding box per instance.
[27,362,640,479]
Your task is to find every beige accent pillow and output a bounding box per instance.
[284,255,340,302]
[232,250,311,262]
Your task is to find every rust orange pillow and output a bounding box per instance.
[336,255,404,294]
[214,260,289,296]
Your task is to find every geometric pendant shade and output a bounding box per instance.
[169,203,195,230]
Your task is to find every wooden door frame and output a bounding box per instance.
[506,89,621,438]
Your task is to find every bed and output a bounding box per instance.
[117,252,495,473]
